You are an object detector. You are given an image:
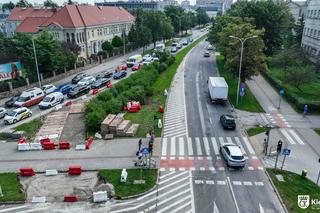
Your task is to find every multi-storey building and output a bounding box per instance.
[301,0,320,64]
[11,5,134,59]
[0,8,11,36]
[288,0,308,23]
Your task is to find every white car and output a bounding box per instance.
[143,54,153,62]
[171,47,177,53]
[77,76,95,86]
[220,143,246,167]
[3,107,32,125]
[0,107,7,119]
[42,84,57,95]
[207,45,214,51]
[39,92,64,109]
[143,58,153,65]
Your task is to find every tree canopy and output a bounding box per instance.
[43,0,58,8]
[2,2,15,10]
[15,0,32,7]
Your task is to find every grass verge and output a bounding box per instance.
[267,168,320,212]
[124,35,207,137]
[216,55,265,113]
[247,126,269,137]
[99,169,157,198]
[0,173,25,202]
[314,128,320,136]
[14,118,42,140]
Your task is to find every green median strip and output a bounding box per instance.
[0,173,25,203]
[267,168,320,213]
[99,169,157,198]
[314,128,320,136]
[216,55,265,113]
[246,126,269,137]
[14,118,43,141]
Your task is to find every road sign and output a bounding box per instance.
[140,148,149,155]
[304,105,308,113]
[282,148,291,156]
[280,89,285,96]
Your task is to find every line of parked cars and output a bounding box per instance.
[170,37,193,53]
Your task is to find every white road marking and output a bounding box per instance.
[234,137,246,155]
[160,168,166,171]
[243,181,253,186]
[211,137,220,155]
[259,203,265,213]
[209,167,215,171]
[219,137,225,145]
[213,201,220,213]
[170,199,192,213]
[218,167,225,171]
[17,208,47,213]
[187,137,194,156]
[157,195,191,213]
[179,168,186,171]
[195,137,203,155]
[169,168,176,171]
[280,129,296,145]
[162,138,168,156]
[196,72,206,136]
[206,180,215,185]
[195,180,204,184]
[254,182,264,186]
[227,177,240,213]
[200,167,205,171]
[247,166,254,170]
[159,171,175,179]
[242,137,256,155]
[170,137,176,156]
[179,137,185,156]
[232,181,242,186]
[258,166,264,170]
[288,129,305,145]
[198,156,203,160]
[189,170,196,213]
[190,167,196,171]
[226,137,233,144]
[0,206,27,213]
[217,180,226,185]
[203,137,210,156]
[159,171,188,185]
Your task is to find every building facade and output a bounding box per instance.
[96,0,178,11]
[288,0,308,23]
[301,0,320,64]
[0,9,11,36]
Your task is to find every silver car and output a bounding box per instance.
[220,143,246,167]
[0,107,7,119]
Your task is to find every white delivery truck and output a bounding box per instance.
[208,77,228,103]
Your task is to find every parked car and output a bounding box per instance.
[132,63,143,71]
[220,143,246,167]
[143,54,153,62]
[0,107,7,119]
[126,55,143,67]
[171,47,177,53]
[183,40,188,45]
[55,84,73,95]
[3,107,32,125]
[220,114,236,130]
[117,64,128,71]
[143,58,153,65]
[39,92,64,109]
[67,85,90,98]
[204,51,210,57]
[5,96,19,108]
[96,71,113,80]
[91,78,110,89]
[42,84,57,95]
[177,43,182,49]
[188,37,193,43]
[71,73,87,84]
[113,70,127,80]
[207,45,214,51]
[172,42,178,47]
[155,43,165,52]
[77,76,95,86]
[14,87,45,107]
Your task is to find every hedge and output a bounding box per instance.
[84,52,175,131]
[261,70,320,113]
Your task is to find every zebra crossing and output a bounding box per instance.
[160,136,256,160]
[108,171,193,213]
[279,128,305,145]
[194,179,265,187]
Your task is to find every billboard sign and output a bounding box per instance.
[0,62,22,81]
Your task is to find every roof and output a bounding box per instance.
[41,5,135,28]
[209,77,228,88]
[7,7,55,21]
[226,145,242,156]
[15,17,48,33]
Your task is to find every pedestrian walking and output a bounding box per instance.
[138,139,142,150]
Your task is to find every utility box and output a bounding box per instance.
[208,77,228,104]
[120,168,128,183]
[93,191,108,203]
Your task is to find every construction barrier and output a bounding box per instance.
[159,105,164,113]
[30,143,42,150]
[93,191,108,203]
[85,136,94,149]
[75,144,86,150]
[68,166,82,175]
[106,81,111,88]
[92,88,99,95]
[18,143,30,151]
[40,138,51,145]
[42,142,55,150]
[59,141,70,149]
[64,195,78,202]
[19,138,27,144]
[66,100,73,107]
[20,168,35,176]
[45,169,58,176]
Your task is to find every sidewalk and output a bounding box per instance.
[246,74,320,183]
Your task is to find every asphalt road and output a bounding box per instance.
[0,29,204,133]
[184,41,284,213]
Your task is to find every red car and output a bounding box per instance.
[117,64,128,71]
[132,63,143,71]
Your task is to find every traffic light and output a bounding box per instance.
[277,140,283,153]
[265,130,270,136]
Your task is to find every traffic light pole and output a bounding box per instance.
[274,152,279,169]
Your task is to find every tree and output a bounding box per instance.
[15,0,31,7]
[229,0,294,56]
[2,2,15,10]
[294,15,304,45]
[60,41,80,55]
[138,26,152,51]
[112,36,123,48]
[197,8,210,26]
[285,65,316,92]
[164,6,184,34]
[67,0,74,5]
[102,41,113,54]
[44,0,58,8]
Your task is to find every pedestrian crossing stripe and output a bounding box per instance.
[194,180,264,186]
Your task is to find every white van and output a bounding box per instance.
[14,87,45,107]
[127,54,143,67]
[156,43,165,51]
[38,92,64,109]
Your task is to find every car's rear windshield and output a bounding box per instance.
[6,111,16,116]
[127,59,136,62]
[231,155,244,160]
[43,97,52,102]
[17,96,29,102]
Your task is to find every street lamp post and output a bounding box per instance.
[32,37,41,88]
[122,30,126,56]
[229,35,258,105]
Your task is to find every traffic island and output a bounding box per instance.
[0,173,25,203]
[246,126,270,137]
[267,168,320,212]
[99,168,158,199]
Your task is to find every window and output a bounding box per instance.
[318,31,320,38]
[318,10,320,17]
[82,32,84,42]
[71,33,75,43]
[66,33,70,42]
[310,29,313,36]
[314,30,317,37]
[308,10,310,17]
[76,33,79,43]
[92,30,94,37]
[88,31,90,39]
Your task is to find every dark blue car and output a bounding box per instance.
[55,84,73,95]
[113,70,127,80]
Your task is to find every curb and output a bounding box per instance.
[0,201,26,205]
[264,169,289,213]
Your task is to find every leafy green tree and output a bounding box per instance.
[2,2,15,10]
[102,41,113,54]
[112,36,123,48]
[161,19,174,40]
[294,15,304,45]
[43,0,58,8]
[143,12,164,47]
[67,0,74,5]
[229,0,294,56]
[164,6,184,34]
[197,8,210,26]
[16,0,31,7]
[139,26,152,51]
[285,65,316,92]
